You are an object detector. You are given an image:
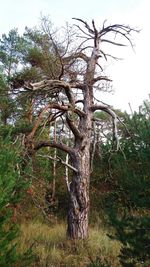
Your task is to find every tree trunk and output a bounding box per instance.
[67,150,90,239]
[67,108,92,239]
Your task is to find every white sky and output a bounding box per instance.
[1,0,150,112]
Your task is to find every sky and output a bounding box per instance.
[1,0,150,112]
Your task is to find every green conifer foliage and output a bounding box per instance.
[0,134,32,266]
[105,100,150,266]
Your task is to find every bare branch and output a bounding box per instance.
[90,121,97,173]
[100,49,123,61]
[96,62,103,71]
[101,39,127,47]
[73,24,93,38]
[102,19,107,29]
[65,152,70,192]
[92,19,99,47]
[92,20,97,33]
[76,39,93,52]
[72,18,94,35]
[38,154,78,173]
[93,76,112,83]
[99,24,138,37]
[78,45,93,53]
[100,49,107,60]
[99,24,139,49]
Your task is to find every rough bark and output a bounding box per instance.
[67,146,91,238]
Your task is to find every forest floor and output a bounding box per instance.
[17,220,121,267]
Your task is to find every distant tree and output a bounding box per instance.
[0,29,27,125]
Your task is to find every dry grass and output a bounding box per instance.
[17,221,121,267]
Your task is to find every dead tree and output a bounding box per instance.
[24,18,138,239]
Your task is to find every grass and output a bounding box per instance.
[17,221,121,267]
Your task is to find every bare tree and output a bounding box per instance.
[24,18,138,239]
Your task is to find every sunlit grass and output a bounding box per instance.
[88,228,121,266]
[17,221,121,266]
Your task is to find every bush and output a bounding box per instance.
[0,135,33,266]
[105,101,150,266]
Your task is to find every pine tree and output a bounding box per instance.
[105,100,150,266]
[0,132,33,266]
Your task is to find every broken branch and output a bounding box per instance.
[38,154,78,173]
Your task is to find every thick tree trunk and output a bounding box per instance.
[67,100,92,239]
[67,149,90,239]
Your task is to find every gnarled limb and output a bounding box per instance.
[30,80,70,91]
[34,140,74,155]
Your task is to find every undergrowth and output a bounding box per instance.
[17,221,121,267]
